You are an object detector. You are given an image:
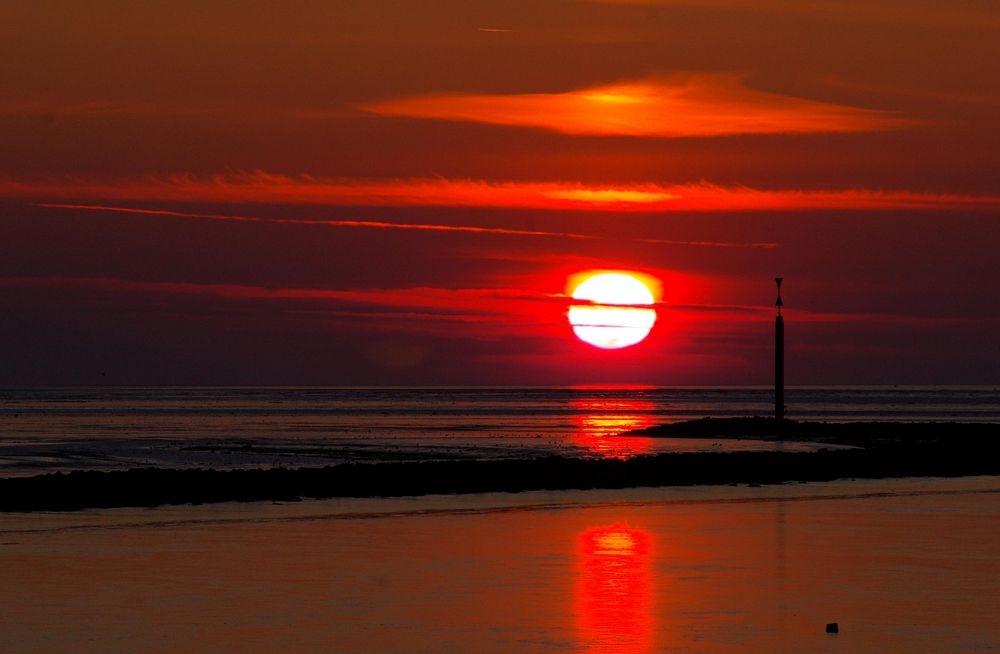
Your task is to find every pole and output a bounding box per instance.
[775,313,784,421]
[775,277,784,422]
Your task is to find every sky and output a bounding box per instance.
[1,0,998,386]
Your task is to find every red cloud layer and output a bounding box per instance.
[4,173,999,214]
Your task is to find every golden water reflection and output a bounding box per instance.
[571,399,656,458]
[576,523,654,654]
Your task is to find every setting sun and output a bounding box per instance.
[568,272,658,349]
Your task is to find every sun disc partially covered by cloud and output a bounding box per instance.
[568,272,658,349]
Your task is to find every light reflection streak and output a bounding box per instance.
[571,399,656,458]
[576,524,655,654]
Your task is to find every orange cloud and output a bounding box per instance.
[6,172,999,215]
[3,173,678,209]
[362,73,912,137]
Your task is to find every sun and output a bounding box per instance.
[568,272,657,349]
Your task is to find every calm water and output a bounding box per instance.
[1,386,999,475]
[1,477,997,653]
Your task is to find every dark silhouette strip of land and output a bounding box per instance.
[1,419,998,512]
[625,417,1000,446]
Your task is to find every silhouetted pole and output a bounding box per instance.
[775,277,784,422]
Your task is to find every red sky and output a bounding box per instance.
[1,1,998,385]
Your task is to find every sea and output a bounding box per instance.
[1,385,998,476]
[2,390,999,653]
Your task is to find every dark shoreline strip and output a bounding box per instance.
[2,442,1000,512]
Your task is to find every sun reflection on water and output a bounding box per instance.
[571,399,656,458]
[576,523,654,654]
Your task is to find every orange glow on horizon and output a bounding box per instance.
[577,524,654,653]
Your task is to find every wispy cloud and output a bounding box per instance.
[5,172,999,214]
[362,73,912,138]
[36,203,594,240]
[0,275,589,333]
[33,203,778,250]
[3,172,683,210]
[0,275,649,311]
[2,275,980,331]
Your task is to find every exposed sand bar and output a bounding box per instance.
[1,477,997,653]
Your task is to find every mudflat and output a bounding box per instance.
[2,419,998,512]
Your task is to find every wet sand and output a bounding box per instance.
[1,476,997,653]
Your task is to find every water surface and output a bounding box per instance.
[2,386,996,475]
[2,476,997,653]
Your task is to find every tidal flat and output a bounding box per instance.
[2,419,997,511]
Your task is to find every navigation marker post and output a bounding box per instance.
[775,277,784,423]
